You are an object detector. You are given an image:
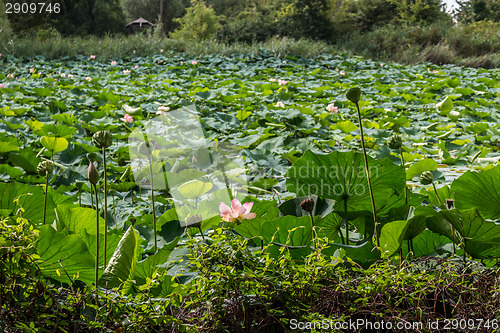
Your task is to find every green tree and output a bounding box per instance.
[170,0,222,40]
[456,0,500,22]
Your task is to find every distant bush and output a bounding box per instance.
[170,0,223,40]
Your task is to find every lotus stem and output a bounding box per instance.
[94,184,99,288]
[399,147,407,205]
[344,199,349,245]
[148,155,157,253]
[354,102,379,247]
[102,147,108,268]
[43,172,48,225]
[432,181,443,205]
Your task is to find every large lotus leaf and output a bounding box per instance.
[8,149,41,174]
[401,230,452,257]
[323,241,380,268]
[135,237,180,285]
[278,195,335,218]
[451,165,500,219]
[0,182,58,225]
[463,241,500,259]
[405,158,438,181]
[316,213,343,241]
[379,219,412,257]
[286,150,405,213]
[40,136,69,156]
[403,215,427,241]
[78,228,123,269]
[136,217,185,251]
[439,208,500,244]
[233,206,280,240]
[37,225,95,285]
[261,215,316,247]
[55,206,105,234]
[99,226,140,289]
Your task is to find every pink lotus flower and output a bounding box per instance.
[7,74,14,79]
[0,84,4,88]
[85,77,91,81]
[278,79,287,85]
[60,73,66,78]
[29,68,34,73]
[275,101,285,108]
[68,74,74,79]
[219,198,256,223]
[120,114,133,123]
[156,106,170,115]
[160,49,164,53]
[269,78,276,82]
[326,103,338,113]
[90,55,96,59]
[134,65,139,69]
[123,69,131,74]
[111,61,117,66]
[180,61,184,65]
[339,70,346,76]
[191,60,198,65]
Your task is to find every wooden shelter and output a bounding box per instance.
[126,18,154,33]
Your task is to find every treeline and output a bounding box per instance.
[2,0,498,40]
[1,0,499,67]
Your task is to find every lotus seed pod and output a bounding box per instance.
[37,160,54,175]
[346,87,361,104]
[87,152,98,162]
[300,198,315,213]
[420,171,434,185]
[187,214,203,229]
[388,134,403,150]
[92,130,112,149]
[138,141,152,156]
[88,161,99,185]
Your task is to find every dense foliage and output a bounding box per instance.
[1,53,500,331]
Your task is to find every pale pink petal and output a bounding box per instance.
[242,202,254,212]
[231,198,242,211]
[241,212,257,220]
[219,202,231,214]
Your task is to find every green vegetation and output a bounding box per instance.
[1,52,500,331]
[1,0,500,67]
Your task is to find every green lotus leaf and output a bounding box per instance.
[451,165,500,220]
[99,226,140,288]
[40,136,69,156]
[286,150,405,213]
[37,225,95,285]
[177,180,213,199]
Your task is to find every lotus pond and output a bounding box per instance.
[1,52,500,330]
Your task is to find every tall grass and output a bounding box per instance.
[1,21,500,68]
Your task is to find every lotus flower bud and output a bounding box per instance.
[37,161,54,175]
[87,152,98,162]
[300,198,315,213]
[88,161,99,185]
[420,171,434,185]
[92,130,112,149]
[187,214,203,229]
[388,134,402,150]
[138,141,152,156]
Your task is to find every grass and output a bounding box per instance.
[1,21,500,68]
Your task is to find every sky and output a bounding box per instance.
[443,0,459,12]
